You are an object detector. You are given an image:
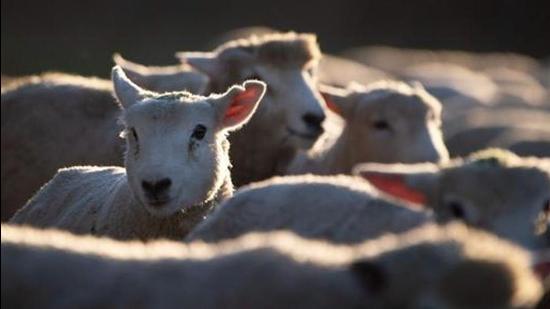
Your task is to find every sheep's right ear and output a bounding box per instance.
[111,66,147,108]
[353,162,440,206]
[319,84,354,118]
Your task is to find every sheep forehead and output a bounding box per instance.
[217,32,321,69]
[357,82,441,112]
[439,164,550,212]
[122,97,214,128]
[356,92,433,121]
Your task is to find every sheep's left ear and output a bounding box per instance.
[213,80,266,131]
[353,162,440,206]
[319,84,354,119]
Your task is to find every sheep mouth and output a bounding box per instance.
[146,198,171,208]
[287,127,322,140]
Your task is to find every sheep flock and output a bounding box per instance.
[1,28,549,308]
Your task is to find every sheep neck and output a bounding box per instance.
[321,125,360,174]
[102,175,233,241]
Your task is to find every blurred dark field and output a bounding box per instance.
[2,0,549,77]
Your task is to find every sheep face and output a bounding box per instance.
[323,81,449,164]
[355,149,550,248]
[433,163,550,248]
[178,32,327,150]
[112,66,265,217]
[351,225,543,309]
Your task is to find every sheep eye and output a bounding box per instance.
[130,128,139,142]
[191,124,207,140]
[448,201,465,220]
[373,120,390,130]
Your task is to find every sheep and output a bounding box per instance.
[343,46,547,109]
[0,64,207,221]
[176,32,328,186]
[399,62,500,109]
[9,67,266,240]
[483,67,548,108]
[112,53,208,93]
[446,126,550,158]
[350,222,544,309]
[285,80,449,176]
[401,63,548,111]
[186,174,432,244]
[2,223,543,308]
[207,26,392,88]
[1,73,123,220]
[343,45,541,76]
[354,148,550,249]
[444,106,550,158]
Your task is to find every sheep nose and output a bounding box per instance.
[302,113,325,132]
[141,178,172,197]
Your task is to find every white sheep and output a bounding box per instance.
[444,106,550,158]
[177,32,328,186]
[187,174,431,244]
[354,148,550,249]
[9,67,266,240]
[1,73,123,220]
[112,53,208,93]
[2,223,543,308]
[343,45,540,76]
[286,80,449,176]
[1,70,205,220]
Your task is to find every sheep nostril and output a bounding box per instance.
[142,178,172,197]
[141,180,153,193]
[155,178,172,193]
[302,113,326,131]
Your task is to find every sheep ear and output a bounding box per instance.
[112,53,148,85]
[410,80,425,91]
[176,52,221,77]
[353,163,440,206]
[350,260,387,295]
[319,84,353,118]
[113,53,147,74]
[111,66,147,108]
[213,80,266,130]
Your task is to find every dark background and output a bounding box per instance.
[2,0,549,77]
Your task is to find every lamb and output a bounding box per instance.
[2,223,543,308]
[1,70,204,221]
[9,67,266,240]
[186,174,432,244]
[176,32,328,186]
[286,80,449,176]
[354,148,550,249]
[112,53,208,93]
